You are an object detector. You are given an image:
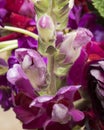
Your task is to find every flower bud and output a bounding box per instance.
[37,14,55,43]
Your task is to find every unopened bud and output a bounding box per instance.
[37,14,55,43]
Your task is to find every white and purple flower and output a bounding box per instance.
[14,85,84,130]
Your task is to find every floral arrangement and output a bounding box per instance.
[0,0,104,130]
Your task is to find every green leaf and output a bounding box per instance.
[93,0,104,17]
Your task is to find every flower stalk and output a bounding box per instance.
[1,26,38,40]
[47,54,56,95]
[0,39,18,52]
[0,44,18,53]
[0,40,18,48]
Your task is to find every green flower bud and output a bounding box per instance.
[37,14,55,43]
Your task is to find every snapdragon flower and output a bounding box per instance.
[7,48,47,91]
[14,85,84,130]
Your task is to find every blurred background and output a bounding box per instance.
[0,107,23,130]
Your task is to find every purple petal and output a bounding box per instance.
[0,86,12,110]
[45,121,70,130]
[67,49,88,85]
[7,64,27,85]
[0,74,8,86]
[19,0,35,17]
[8,56,18,68]
[0,8,7,18]
[18,37,38,49]
[56,85,81,101]
[14,106,36,124]
[52,103,71,124]
[15,78,38,99]
[69,108,84,122]
[30,95,53,107]
[23,113,49,129]
[73,28,93,48]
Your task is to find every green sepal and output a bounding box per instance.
[51,0,70,30]
[54,51,72,77]
[38,38,56,56]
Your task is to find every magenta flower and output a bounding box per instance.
[13,85,84,130]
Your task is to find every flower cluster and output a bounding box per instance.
[0,0,104,130]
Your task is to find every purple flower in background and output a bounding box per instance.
[5,0,35,18]
[68,4,104,43]
[0,0,7,26]
[87,60,104,121]
[0,74,13,110]
[0,0,6,8]
[68,5,82,29]
[0,8,7,19]
[19,0,35,17]
[14,85,84,129]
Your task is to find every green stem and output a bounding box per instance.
[0,44,18,53]
[1,26,38,40]
[0,40,18,48]
[47,54,56,95]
